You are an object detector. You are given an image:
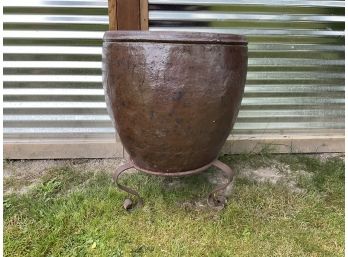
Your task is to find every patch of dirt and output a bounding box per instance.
[3,158,126,195]
[5,184,37,196]
[310,153,345,162]
[242,167,283,184]
[238,162,311,193]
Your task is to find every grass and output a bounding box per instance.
[4,154,344,257]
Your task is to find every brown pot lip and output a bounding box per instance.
[103,31,247,45]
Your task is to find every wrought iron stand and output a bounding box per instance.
[112,159,235,211]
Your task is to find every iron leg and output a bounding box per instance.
[207,160,235,209]
[112,161,144,211]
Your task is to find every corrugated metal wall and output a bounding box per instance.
[3,0,345,143]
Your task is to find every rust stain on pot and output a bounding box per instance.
[103,31,248,173]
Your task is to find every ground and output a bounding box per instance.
[3,153,345,257]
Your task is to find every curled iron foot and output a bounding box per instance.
[112,162,143,211]
[207,160,235,210]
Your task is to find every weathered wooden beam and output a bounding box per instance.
[117,0,140,30]
[107,0,148,30]
[108,0,117,30]
[140,0,149,30]
[4,135,344,159]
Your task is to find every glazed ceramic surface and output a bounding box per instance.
[102,31,247,173]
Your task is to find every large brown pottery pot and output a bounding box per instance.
[102,31,248,209]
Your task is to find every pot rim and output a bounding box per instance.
[103,30,247,45]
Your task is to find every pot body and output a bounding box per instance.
[102,31,247,173]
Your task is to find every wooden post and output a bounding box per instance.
[140,0,149,30]
[107,0,149,31]
[108,0,117,30]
